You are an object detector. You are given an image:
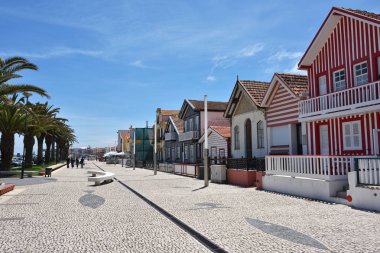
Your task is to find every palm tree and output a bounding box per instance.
[22,103,59,168]
[0,56,49,97]
[0,94,29,170]
[31,103,60,165]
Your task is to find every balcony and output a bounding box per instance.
[178,131,199,142]
[299,80,380,119]
[164,132,178,141]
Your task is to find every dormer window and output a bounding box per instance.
[354,62,368,86]
[333,69,346,91]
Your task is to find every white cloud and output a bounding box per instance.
[284,61,307,75]
[206,75,216,82]
[208,43,264,78]
[129,60,155,69]
[268,49,303,61]
[238,44,264,57]
[0,47,103,59]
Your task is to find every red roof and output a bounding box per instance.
[239,80,270,106]
[210,126,231,139]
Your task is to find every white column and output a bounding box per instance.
[154,123,157,175]
[204,95,209,187]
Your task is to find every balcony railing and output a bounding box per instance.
[299,80,380,118]
[178,131,199,142]
[164,132,178,141]
[266,155,353,180]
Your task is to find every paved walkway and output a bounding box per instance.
[1,162,380,252]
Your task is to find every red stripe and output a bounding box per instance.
[268,120,298,128]
[268,100,298,111]
[267,115,298,124]
[361,21,365,58]
[266,104,298,114]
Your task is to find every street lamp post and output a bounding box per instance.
[203,95,209,187]
[21,92,31,179]
[154,122,157,175]
[133,130,136,170]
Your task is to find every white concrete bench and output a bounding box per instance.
[87,170,114,186]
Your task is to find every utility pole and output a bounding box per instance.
[133,130,136,170]
[154,122,157,175]
[203,95,209,187]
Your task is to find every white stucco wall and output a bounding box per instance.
[347,172,380,211]
[231,111,267,158]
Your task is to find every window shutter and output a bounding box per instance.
[352,122,360,148]
[344,124,351,148]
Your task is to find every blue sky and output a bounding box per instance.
[1,0,379,153]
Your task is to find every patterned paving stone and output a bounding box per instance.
[0,163,210,253]
[101,162,380,253]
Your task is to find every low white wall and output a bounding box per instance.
[210,165,226,183]
[347,172,380,212]
[263,175,347,202]
[159,163,174,173]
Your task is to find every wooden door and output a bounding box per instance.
[245,119,252,158]
[319,125,329,155]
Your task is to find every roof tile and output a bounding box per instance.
[239,80,270,106]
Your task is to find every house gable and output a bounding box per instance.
[234,92,257,116]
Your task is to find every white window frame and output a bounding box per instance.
[318,75,327,95]
[234,126,240,150]
[342,120,362,150]
[354,61,368,86]
[333,69,346,91]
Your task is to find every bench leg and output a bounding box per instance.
[95,181,101,186]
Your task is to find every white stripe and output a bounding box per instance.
[329,119,333,155]
[267,105,298,114]
[267,108,298,115]
[268,118,299,127]
[267,112,299,122]
[270,98,298,107]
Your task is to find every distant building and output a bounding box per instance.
[117,130,130,153]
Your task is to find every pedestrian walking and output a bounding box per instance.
[80,157,84,168]
[71,158,75,168]
[66,157,70,168]
[75,158,79,168]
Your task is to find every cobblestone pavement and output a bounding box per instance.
[2,162,380,253]
[98,162,380,253]
[0,163,210,253]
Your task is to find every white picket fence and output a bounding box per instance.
[357,158,380,185]
[266,155,353,180]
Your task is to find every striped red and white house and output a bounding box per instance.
[261,73,308,154]
[298,7,380,156]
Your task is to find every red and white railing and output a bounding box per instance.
[266,155,353,180]
[299,81,380,118]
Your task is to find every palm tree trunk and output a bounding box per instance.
[55,144,59,162]
[51,140,55,162]
[45,135,52,163]
[0,132,14,170]
[37,134,45,165]
[24,133,35,168]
